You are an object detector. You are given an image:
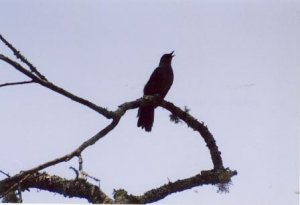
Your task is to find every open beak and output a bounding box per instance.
[169,51,175,57]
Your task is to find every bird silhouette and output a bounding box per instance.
[137,51,174,132]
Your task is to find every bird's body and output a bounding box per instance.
[137,51,174,132]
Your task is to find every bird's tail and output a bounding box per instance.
[137,105,155,132]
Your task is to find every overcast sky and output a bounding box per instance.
[1,0,299,204]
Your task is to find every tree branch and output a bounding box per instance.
[17,172,112,203]
[1,169,237,203]
[0,54,114,119]
[0,36,237,203]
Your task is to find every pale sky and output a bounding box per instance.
[0,0,299,204]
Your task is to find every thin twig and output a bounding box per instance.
[78,155,85,180]
[0,170,10,178]
[0,80,34,88]
[0,34,47,81]
[69,167,79,179]
[78,155,83,173]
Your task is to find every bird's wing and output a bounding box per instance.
[143,67,164,95]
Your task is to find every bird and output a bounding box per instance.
[137,51,175,132]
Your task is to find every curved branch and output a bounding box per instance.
[114,96,224,170]
[114,168,237,203]
[160,101,224,170]
[0,119,119,198]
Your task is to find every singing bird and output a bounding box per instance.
[137,51,175,132]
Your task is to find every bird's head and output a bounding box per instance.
[159,51,175,66]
